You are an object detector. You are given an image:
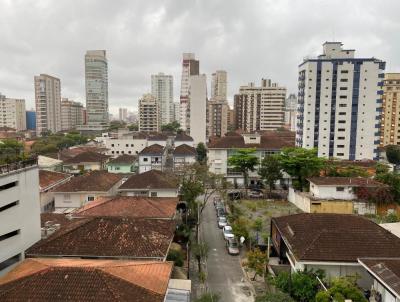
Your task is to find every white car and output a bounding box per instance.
[222,225,235,240]
[218,216,228,228]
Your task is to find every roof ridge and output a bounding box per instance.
[96,269,123,301]
[298,229,326,259]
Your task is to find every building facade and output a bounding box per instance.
[0,94,26,131]
[34,74,62,135]
[151,73,173,125]
[285,93,297,131]
[173,102,180,123]
[234,78,286,132]
[179,53,199,131]
[296,42,385,160]
[380,73,400,147]
[189,74,207,145]
[26,111,36,130]
[211,70,227,101]
[118,107,128,122]
[61,98,84,131]
[208,99,229,137]
[138,94,160,132]
[84,50,109,130]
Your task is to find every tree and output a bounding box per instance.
[386,145,400,166]
[194,292,220,302]
[108,120,126,131]
[231,217,249,241]
[315,276,367,302]
[228,148,259,194]
[256,292,295,302]
[259,155,283,193]
[244,248,268,280]
[325,163,369,178]
[0,139,25,164]
[276,148,326,191]
[196,142,207,164]
[192,241,209,273]
[128,123,138,131]
[376,172,400,203]
[161,121,181,132]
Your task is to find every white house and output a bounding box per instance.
[39,170,73,212]
[0,159,41,276]
[172,144,196,173]
[62,151,109,173]
[52,171,123,210]
[118,170,178,198]
[138,144,166,174]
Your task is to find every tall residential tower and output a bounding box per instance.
[151,73,173,125]
[211,70,227,101]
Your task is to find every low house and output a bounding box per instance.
[270,213,400,288]
[63,151,109,173]
[288,177,386,215]
[0,258,174,302]
[26,217,175,261]
[38,155,63,172]
[39,170,73,212]
[107,154,137,174]
[52,171,123,210]
[148,133,169,147]
[74,196,178,219]
[138,144,166,174]
[358,258,400,302]
[173,144,196,173]
[119,170,179,197]
[174,133,194,147]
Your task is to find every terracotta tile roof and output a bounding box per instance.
[39,170,71,189]
[139,144,165,155]
[0,258,172,301]
[74,196,178,219]
[26,217,176,259]
[308,177,384,187]
[358,258,400,298]
[272,213,400,262]
[52,171,123,193]
[207,131,295,149]
[63,151,109,164]
[175,133,194,141]
[108,154,137,165]
[119,170,178,190]
[328,159,378,168]
[40,213,71,228]
[59,147,108,161]
[173,144,196,156]
[148,133,168,141]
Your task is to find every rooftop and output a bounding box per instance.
[148,133,168,141]
[139,144,165,155]
[27,217,176,259]
[40,213,71,228]
[108,154,137,165]
[74,196,178,219]
[272,213,400,262]
[174,133,193,142]
[39,170,71,190]
[63,151,109,164]
[38,155,63,167]
[0,258,172,302]
[57,146,108,161]
[119,170,178,190]
[308,177,384,187]
[52,170,122,193]
[173,144,196,156]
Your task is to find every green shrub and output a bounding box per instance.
[167,249,184,267]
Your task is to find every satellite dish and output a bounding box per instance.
[240,236,245,244]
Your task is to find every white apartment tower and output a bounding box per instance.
[211,70,227,101]
[85,50,109,130]
[285,94,297,131]
[234,79,286,132]
[119,107,128,121]
[296,42,385,160]
[34,74,62,135]
[179,53,199,130]
[138,93,160,132]
[173,102,180,123]
[151,73,173,125]
[61,98,84,131]
[189,75,207,145]
[0,94,26,131]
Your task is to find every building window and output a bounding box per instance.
[336,187,345,192]
[64,194,71,201]
[150,192,158,197]
[0,200,19,213]
[0,254,21,271]
[87,196,95,202]
[0,229,20,242]
[0,181,18,191]
[143,157,148,162]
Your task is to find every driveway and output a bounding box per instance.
[201,198,254,302]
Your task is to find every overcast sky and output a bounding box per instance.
[1,0,399,116]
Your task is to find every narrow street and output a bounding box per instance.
[201,198,254,302]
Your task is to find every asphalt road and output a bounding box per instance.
[201,198,254,302]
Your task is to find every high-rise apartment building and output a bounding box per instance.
[138,94,160,132]
[380,73,400,147]
[151,73,173,125]
[119,107,128,121]
[285,94,297,131]
[296,42,385,160]
[34,74,61,135]
[208,100,229,137]
[211,70,227,101]
[179,53,199,130]
[0,94,26,131]
[189,75,207,144]
[227,108,236,131]
[61,98,84,131]
[234,79,286,132]
[84,50,109,130]
[26,110,36,130]
[173,102,180,123]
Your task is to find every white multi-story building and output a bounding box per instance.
[138,94,160,132]
[0,159,41,275]
[285,93,297,131]
[179,53,199,131]
[189,75,207,145]
[234,79,286,132]
[0,94,26,131]
[103,133,148,157]
[34,74,62,135]
[118,108,128,122]
[211,70,227,101]
[61,98,84,131]
[296,42,385,160]
[151,73,173,125]
[173,102,180,123]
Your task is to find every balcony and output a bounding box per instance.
[0,158,38,176]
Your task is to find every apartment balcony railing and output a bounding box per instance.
[0,157,38,176]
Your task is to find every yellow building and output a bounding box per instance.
[381,73,400,146]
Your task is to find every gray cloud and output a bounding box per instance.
[0,0,399,115]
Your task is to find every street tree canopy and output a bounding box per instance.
[386,145,400,166]
[258,155,283,192]
[161,121,181,132]
[315,276,367,302]
[196,142,207,163]
[228,148,259,190]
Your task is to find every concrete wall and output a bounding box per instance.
[104,137,147,157]
[310,183,355,200]
[288,187,311,212]
[121,189,178,198]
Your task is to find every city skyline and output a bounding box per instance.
[1,0,400,116]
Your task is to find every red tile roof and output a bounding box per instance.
[0,258,172,301]
[63,151,109,164]
[39,170,71,189]
[52,171,123,193]
[148,133,168,141]
[26,217,176,259]
[175,133,194,141]
[173,144,196,156]
[119,170,178,190]
[139,144,165,155]
[308,177,384,187]
[108,154,137,164]
[74,196,178,219]
[272,213,400,262]
[59,147,108,161]
[40,213,71,228]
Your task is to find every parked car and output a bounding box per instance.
[226,238,240,255]
[222,225,234,241]
[217,216,228,228]
[213,196,221,206]
[216,207,226,217]
[249,190,263,199]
